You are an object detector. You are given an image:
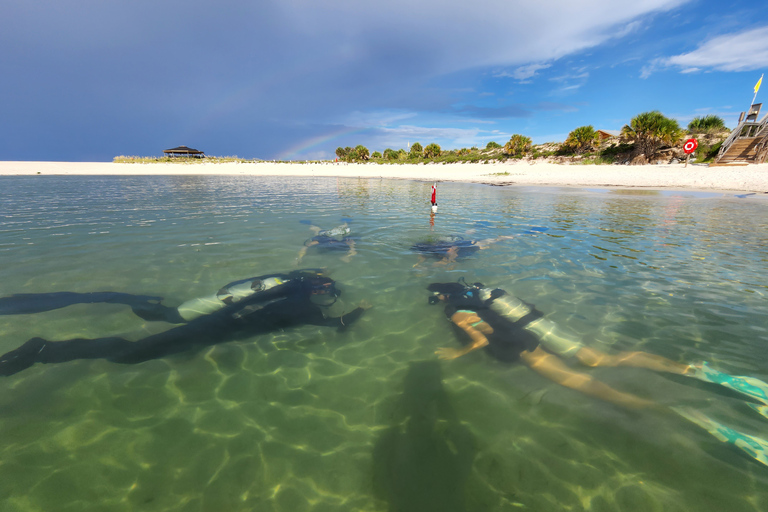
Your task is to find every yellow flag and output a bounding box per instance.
[756,75,763,94]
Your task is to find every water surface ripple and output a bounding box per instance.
[1,175,767,512]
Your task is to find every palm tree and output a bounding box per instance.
[424,143,442,159]
[621,111,683,159]
[354,145,370,161]
[504,134,532,156]
[563,125,599,154]
[383,148,398,160]
[335,147,349,160]
[688,115,727,134]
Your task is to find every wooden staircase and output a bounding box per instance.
[715,137,761,164]
[713,107,768,165]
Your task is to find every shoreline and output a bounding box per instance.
[1,160,768,194]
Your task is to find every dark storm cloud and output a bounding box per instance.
[0,0,690,160]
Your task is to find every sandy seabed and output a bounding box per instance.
[1,160,768,194]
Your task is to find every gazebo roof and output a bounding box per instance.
[163,145,204,154]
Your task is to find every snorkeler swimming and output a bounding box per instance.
[411,226,547,267]
[0,270,371,376]
[411,234,517,267]
[297,222,357,263]
[427,278,768,466]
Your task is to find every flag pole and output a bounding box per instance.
[751,74,763,107]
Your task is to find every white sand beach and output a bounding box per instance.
[1,160,767,194]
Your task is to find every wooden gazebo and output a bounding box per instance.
[163,145,205,158]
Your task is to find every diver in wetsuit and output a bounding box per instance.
[297,222,357,263]
[411,235,516,267]
[0,270,314,324]
[0,271,370,376]
[428,280,692,409]
[428,279,768,467]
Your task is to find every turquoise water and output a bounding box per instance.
[1,175,767,512]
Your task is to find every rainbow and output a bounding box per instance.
[179,62,379,161]
[275,126,374,160]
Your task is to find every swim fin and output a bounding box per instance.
[672,406,768,467]
[687,362,768,405]
[746,403,768,421]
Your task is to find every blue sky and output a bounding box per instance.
[1,0,767,161]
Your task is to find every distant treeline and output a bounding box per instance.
[336,112,729,165]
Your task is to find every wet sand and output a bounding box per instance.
[1,160,767,193]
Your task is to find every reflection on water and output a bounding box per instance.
[0,175,767,512]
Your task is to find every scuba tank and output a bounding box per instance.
[478,287,583,356]
[176,276,289,321]
[318,224,351,238]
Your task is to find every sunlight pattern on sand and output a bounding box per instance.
[0,175,767,511]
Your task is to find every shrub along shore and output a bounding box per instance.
[113,111,731,167]
[330,112,729,166]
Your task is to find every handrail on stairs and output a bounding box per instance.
[715,114,768,162]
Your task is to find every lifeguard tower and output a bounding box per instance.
[713,103,768,165]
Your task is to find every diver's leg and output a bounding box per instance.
[474,235,516,250]
[575,346,689,374]
[521,346,654,409]
[297,241,319,264]
[130,302,186,323]
[0,292,165,316]
[435,246,459,265]
[341,238,357,263]
[0,336,136,376]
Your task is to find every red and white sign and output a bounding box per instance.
[683,138,698,154]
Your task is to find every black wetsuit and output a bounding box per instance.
[411,236,479,260]
[306,234,354,252]
[0,275,366,376]
[432,283,542,362]
[0,291,168,317]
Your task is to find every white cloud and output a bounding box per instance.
[271,0,692,76]
[1,0,696,159]
[652,26,768,75]
[342,110,417,127]
[495,63,552,81]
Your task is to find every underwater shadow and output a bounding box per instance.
[372,360,476,512]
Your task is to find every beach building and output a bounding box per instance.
[163,145,205,158]
[596,130,620,141]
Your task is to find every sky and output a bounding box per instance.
[1,0,767,162]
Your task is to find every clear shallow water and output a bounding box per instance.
[0,175,767,512]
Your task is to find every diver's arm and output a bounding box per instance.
[311,301,371,331]
[436,311,490,360]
